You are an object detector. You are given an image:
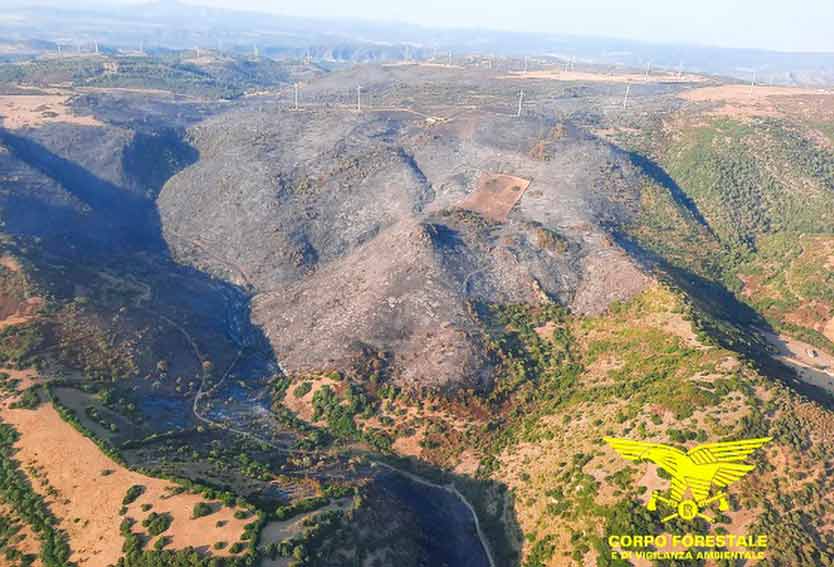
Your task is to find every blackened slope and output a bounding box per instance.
[159,107,658,388]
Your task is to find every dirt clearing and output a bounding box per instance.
[0,93,102,129]
[0,401,249,567]
[459,173,531,222]
[533,321,558,341]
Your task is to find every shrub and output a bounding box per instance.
[123,485,145,505]
[292,382,312,398]
[142,512,172,537]
[229,542,245,554]
[192,501,214,519]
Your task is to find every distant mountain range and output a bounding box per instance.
[2,0,834,85]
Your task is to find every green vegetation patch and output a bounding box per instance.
[141,512,172,537]
[123,485,145,506]
[0,423,72,566]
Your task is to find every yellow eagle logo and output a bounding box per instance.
[604,436,772,522]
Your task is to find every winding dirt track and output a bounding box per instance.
[159,223,500,564]
[372,461,497,567]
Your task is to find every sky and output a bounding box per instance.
[78,0,834,53]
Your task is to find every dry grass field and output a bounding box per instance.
[679,84,833,118]
[0,398,250,566]
[0,93,102,129]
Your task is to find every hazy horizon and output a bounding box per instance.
[24,0,834,54]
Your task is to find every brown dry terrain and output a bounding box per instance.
[503,70,707,84]
[679,84,833,118]
[0,296,43,330]
[391,431,425,459]
[492,286,788,564]
[0,367,39,390]
[533,321,558,341]
[280,372,473,464]
[824,318,834,343]
[459,173,531,222]
[0,399,249,567]
[0,93,102,129]
[383,62,465,70]
[0,252,44,328]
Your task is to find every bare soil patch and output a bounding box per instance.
[783,300,832,332]
[503,70,706,84]
[679,85,831,118]
[0,94,102,129]
[391,428,425,459]
[453,450,480,476]
[581,354,623,387]
[533,321,557,341]
[0,296,43,330]
[458,173,531,222]
[657,312,703,349]
[717,356,741,372]
[0,402,248,567]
